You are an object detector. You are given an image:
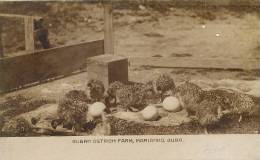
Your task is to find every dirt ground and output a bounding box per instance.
[1,2,260,58]
[0,2,260,135]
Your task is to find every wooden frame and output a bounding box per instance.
[0,1,114,55]
[0,14,41,54]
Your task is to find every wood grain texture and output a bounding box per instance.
[24,16,34,51]
[104,1,114,55]
[0,21,3,58]
[0,40,104,93]
[130,57,260,70]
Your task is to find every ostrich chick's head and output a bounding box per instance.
[105,81,125,111]
[142,80,160,104]
[106,81,124,98]
[87,79,105,102]
[64,90,90,103]
[155,74,176,100]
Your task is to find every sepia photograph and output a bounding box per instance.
[0,0,260,138]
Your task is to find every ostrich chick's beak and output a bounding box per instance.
[164,90,174,97]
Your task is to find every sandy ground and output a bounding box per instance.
[114,7,260,59]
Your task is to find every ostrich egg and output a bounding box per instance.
[89,102,106,117]
[141,105,159,121]
[162,96,181,112]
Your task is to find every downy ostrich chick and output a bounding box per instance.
[175,81,204,116]
[129,81,160,110]
[227,92,258,122]
[175,84,232,134]
[155,74,176,101]
[107,81,158,112]
[195,89,233,134]
[194,89,259,133]
[142,80,161,105]
[56,90,89,133]
[205,89,258,122]
[194,100,223,134]
[2,117,32,136]
[115,83,143,111]
[105,81,125,109]
[87,79,105,102]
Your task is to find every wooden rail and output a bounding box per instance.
[130,57,260,71]
[0,13,41,19]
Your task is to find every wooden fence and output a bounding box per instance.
[0,40,104,93]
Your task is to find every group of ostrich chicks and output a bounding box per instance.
[1,74,259,136]
[53,74,259,134]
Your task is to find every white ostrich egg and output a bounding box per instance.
[162,96,181,112]
[141,105,159,121]
[89,102,106,117]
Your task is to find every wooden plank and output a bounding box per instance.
[24,16,35,51]
[104,1,114,55]
[0,40,104,93]
[130,57,260,70]
[0,13,41,19]
[0,19,3,58]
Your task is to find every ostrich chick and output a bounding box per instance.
[105,81,125,110]
[195,100,223,134]
[56,90,89,133]
[130,81,160,109]
[155,74,176,101]
[116,83,147,112]
[206,89,258,122]
[107,82,155,111]
[174,81,204,117]
[2,117,32,136]
[195,89,233,134]
[87,79,105,102]
[228,92,258,122]
[142,80,161,105]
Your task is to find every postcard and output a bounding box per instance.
[0,0,260,159]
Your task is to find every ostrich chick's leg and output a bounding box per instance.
[204,126,209,134]
[238,115,243,123]
[72,123,82,135]
[217,106,223,119]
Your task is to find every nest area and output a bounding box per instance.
[108,114,260,135]
[0,75,260,136]
[107,108,200,135]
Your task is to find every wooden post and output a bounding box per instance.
[24,16,34,51]
[104,0,114,55]
[0,19,3,58]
